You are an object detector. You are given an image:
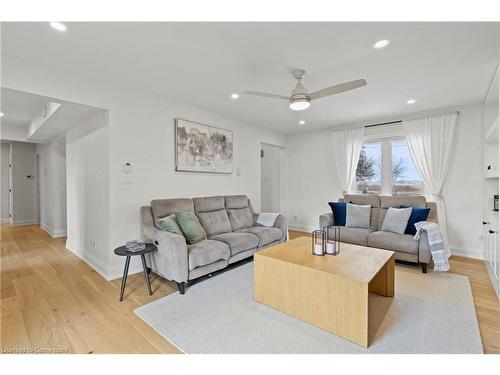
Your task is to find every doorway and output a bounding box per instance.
[260,143,285,213]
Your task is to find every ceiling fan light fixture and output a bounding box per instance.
[289,97,311,111]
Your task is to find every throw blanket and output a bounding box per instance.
[414,221,450,272]
[256,212,281,227]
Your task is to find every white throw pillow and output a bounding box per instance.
[381,207,413,235]
[345,203,371,229]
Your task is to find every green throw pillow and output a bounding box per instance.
[175,211,207,245]
[155,214,183,236]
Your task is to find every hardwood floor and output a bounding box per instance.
[1,225,498,353]
[1,224,180,354]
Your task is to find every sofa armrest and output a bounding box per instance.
[252,212,288,241]
[273,214,288,241]
[319,212,333,229]
[141,206,189,283]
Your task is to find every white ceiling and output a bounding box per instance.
[0,88,104,143]
[1,22,499,133]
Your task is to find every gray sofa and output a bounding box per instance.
[319,194,437,273]
[141,195,287,294]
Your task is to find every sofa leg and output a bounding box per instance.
[176,282,186,295]
[421,263,428,273]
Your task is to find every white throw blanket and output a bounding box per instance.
[413,221,450,272]
[256,212,288,241]
[256,212,281,227]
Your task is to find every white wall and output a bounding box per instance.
[65,111,110,277]
[10,142,38,226]
[1,143,10,223]
[37,134,67,237]
[2,56,285,279]
[286,103,484,259]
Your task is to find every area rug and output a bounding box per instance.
[134,262,483,353]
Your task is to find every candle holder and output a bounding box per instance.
[323,226,341,256]
[311,229,325,256]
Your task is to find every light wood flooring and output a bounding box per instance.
[1,225,498,353]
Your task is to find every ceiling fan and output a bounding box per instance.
[243,69,367,111]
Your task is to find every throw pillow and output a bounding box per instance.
[381,207,413,235]
[400,205,431,235]
[155,214,183,236]
[175,211,207,245]
[328,201,346,226]
[345,203,371,229]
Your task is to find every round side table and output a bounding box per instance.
[114,243,157,302]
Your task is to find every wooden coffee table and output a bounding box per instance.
[254,236,395,347]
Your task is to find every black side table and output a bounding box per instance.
[114,243,157,302]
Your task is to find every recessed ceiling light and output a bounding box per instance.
[299,120,306,125]
[406,98,416,104]
[373,39,390,49]
[230,93,239,100]
[0,112,4,117]
[50,22,67,32]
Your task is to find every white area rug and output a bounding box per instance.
[135,262,483,353]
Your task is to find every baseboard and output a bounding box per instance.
[65,241,143,281]
[40,224,67,238]
[11,219,38,226]
[450,245,484,260]
[0,218,10,224]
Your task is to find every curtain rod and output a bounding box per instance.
[364,110,460,128]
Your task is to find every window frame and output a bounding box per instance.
[355,136,424,196]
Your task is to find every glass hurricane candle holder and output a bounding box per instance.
[323,226,340,256]
[311,229,325,256]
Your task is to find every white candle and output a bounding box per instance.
[326,242,335,254]
[314,243,323,255]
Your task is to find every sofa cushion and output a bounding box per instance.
[151,198,194,219]
[381,207,413,235]
[225,195,250,209]
[209,232,259,255]
[193,196,225,212]
[227,207,255,230]
[329,226,374,246]
[401,205,431,235]
[328,201,346,226]
[367,231,418,254]
[378,195,427,230]
[188,240,230,270]
[343,194,380,230]
[155,214,183,235]
[236,226,282,247]
[196,209,232,236]
[175,211,207,245]
[345,203,371,229]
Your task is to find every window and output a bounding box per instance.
[355,138,423,195]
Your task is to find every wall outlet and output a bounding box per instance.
[90,240,96,249]
[293,215,298,221]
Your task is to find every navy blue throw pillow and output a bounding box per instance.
[400,205,430,235]
[328,202,346,226]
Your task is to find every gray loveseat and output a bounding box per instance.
[319,194,437,273]
[141,195,287,294]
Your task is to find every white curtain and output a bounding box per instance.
[403,113,458,258]
[331,127,365,194]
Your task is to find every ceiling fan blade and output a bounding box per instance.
[309,79,367,100]
[242,91,290,100]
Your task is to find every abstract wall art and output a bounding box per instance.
[175,118,233,174]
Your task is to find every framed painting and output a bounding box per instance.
[175,118,233,174]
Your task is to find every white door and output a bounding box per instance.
[261,143,282,213]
